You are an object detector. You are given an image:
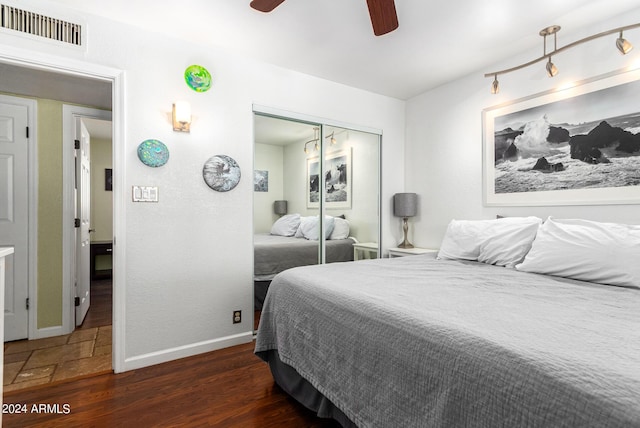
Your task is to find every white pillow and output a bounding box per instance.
[437,217,541,265]
[437,219,498,261]
[329,218,350,240]
[295,216,311,238]
[298,216,335,240]
[516,217,640,288]
[270,214,301,237]
[477,217,542,267]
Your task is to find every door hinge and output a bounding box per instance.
[74,297,80,307]
[26,126,29,138]
[26,298,29,310]
[74,139,80,149]
[74,218,80,228]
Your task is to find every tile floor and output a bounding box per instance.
[3,325,112,392]
[3,278,113,392]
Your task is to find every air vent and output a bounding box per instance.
[0,4,82,46]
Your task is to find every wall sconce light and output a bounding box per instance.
[393,192,418,248]
[485,23,639,93]
[274,200,288,216]
[172,101,191,132]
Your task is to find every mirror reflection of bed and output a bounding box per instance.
[253,113,381,329]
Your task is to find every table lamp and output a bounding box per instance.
[393,193,417,248]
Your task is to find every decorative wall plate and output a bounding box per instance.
[184,65,212,92]
[203,155,241,192]
[137,139,169,167]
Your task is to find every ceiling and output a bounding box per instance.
[47,0,640,100]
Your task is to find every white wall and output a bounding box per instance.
[254,143,284,233]
[406,8,640,249]
[0,1,405,369]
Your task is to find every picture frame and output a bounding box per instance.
[105,168,112,191]
[254,170,268,192]
[482,68,640,206]
[307,148,352,209]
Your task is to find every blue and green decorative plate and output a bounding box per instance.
[137,139,169,167]
[184,65,212,92]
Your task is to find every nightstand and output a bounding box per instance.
[388,247,438,258]
[353,242,379,260]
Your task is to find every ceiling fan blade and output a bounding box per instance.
[250,0,286,13]
[365,0,399,36]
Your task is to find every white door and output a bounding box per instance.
[0,99,30,341]
[74,119,91,326]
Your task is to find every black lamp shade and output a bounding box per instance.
[274,200,288,215]
[393,193,417,218]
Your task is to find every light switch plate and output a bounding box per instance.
[132,186,159,202]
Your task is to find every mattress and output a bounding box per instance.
[253,233,355,281]
[255,253,640,427]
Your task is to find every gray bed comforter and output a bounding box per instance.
[255,254,640,428]
[254,233,354,281]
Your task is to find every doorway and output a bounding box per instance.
[0,61,121,388]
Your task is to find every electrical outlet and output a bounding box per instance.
[233,310,242,324]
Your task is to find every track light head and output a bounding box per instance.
[616,31,633,54]
[546,57,558,77]
[491,75,499,94]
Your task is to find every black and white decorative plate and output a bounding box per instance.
[202,155,241,192]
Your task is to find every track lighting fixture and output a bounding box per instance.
[616,31,633,54]
[302,128,339,153]
[485,23,639,93]
[546,57,558,77]
[304,127,320,154]
[491,74,499,94]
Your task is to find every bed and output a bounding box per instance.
[255,217,640,427]
[254,214,356,309]
[254,234,355,309]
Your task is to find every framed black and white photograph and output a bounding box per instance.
[483,68,640,206]
[105,168,112,191]
[254,170,268,192]
[307,149,352,209]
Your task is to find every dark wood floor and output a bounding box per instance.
[3,340,340,427]
[78,278,113,330]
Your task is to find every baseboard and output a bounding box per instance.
[122,331,254,371]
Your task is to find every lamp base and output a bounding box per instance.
[397,241,414,249]
[397,217,414,249]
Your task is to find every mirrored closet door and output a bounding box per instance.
[253,111,381,327]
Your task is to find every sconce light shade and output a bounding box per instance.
[172,101,191,132]
[394,192,417,249]
[393,193,417,218]
[274,200,288,216]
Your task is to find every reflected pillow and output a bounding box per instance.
[516,217,640,288]
[298,216,336,240]
[270,214,301,237]
[329,218,350,240]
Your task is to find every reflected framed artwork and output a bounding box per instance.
[307,149,352,209]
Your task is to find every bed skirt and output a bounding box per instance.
[263,349,357,428]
